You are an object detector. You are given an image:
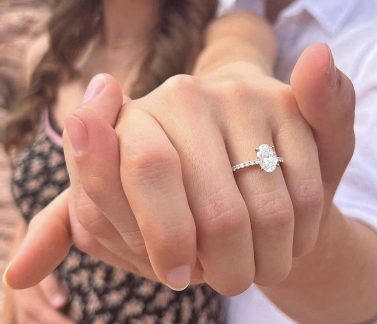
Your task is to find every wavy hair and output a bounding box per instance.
[4,0,218,152]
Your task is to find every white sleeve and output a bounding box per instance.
[218,0,265,16]
[334,46,377,231]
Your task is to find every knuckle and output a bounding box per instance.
[196,192,249,238]
[124,142,181,185]
[162,74,208,113]
[147,220,194,251]
[219,80,270,122]
[121,230,148,257]
[164,74,200,95]
[224,80,256,105]
[230,80,253,96]
[251,190,294,231]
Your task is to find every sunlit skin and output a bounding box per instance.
[5,1,377,323]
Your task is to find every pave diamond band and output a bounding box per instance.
[232,144,284,173]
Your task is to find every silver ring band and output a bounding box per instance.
[232,144,284,173]
[232,157,284,172]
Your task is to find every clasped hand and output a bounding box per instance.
[5,44,355,296]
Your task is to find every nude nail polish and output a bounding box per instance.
[166,265,191,291]
[83,74,107,103]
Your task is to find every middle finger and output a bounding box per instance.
[146,99,255,296]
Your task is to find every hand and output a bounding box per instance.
[4,44,355,296]
[10,273,73,324]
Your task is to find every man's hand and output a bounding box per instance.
[3,44,355,298]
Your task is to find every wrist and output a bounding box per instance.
[194,12,277,77]
[297,204,347,266]
[194,48,273,77]
[195,60,270,84]
[262,204,377,323]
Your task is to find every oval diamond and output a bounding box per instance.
[256,144,278,173]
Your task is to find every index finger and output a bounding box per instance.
[117,108,197,291]
[3,190,72,289]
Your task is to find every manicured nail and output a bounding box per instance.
[51,293,67,308]
[2,263,11,289]
[167,265,191,291]
[327,45,340,88]
[83,74,107,103]
[64,115,88,154]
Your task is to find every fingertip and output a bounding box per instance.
[3,258,31,290]
[291,43,330,92]
[80,73,124,126]
[291,43,355,127]
[5,192,72,289]
[51,293,67,308]
[166,265,191,291]
[83,74,107,104]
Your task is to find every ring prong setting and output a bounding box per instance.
[232,144,283,173]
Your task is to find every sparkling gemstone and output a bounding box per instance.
[256,144,278,173]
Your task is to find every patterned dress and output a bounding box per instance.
[11,113,225,324]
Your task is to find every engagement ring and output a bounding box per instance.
[232,144,283,173]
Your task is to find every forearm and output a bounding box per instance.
[177,11,377,322]
[262,205,377,324]
[194,11,277,77]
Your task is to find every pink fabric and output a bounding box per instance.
[43,109,63,147]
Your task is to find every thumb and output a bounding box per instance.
[39,273,68,309]
[3,190,72,289]
[291,43,356,191]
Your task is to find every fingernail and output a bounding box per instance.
[327,45,340,88]
[51,293,67,308]
[83,74,107,103]
[2,263,11,289]
[64,115,88,154]
[167,265,191,291]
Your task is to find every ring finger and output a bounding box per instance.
[226,121,295,286]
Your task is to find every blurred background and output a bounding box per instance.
[0,0,49,317]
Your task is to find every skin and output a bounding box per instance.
[4,0,182,322]
[5,1,377,323]
[4,1,276,322]
[3,223,72,324]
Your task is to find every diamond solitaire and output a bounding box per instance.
[231,144,283,173]
[255,144,281,173]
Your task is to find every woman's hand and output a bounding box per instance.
[4,44,355,296]
[62,67,320,295]
[8,274,73,324]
